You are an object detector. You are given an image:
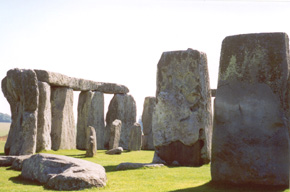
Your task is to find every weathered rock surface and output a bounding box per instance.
[21,153,107,190]
[105,94,136,149]
[11,155,32,170]
[106,147,123,155]
[35,69,129,93]
[129,123,142,151]
[0,155,31,170]
[0,156,17,166]
[36,81,51,152]
[77,91,105,150]
[51,87,76,150]
[109,119,122,150]
[116,162,164,171]
[141,97,156,150]
[211,33,290,186]
[2,69,39,155]
[86,126,97,157]
[152,48,212,166]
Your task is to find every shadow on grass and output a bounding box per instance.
[9,174,44,188]
[170,181,288,192]
[104,165,118,172]
[66,154,87,158]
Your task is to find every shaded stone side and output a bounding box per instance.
[36,81,52,152]
[77,91,105,150]
[105,94,136,150]
[51,87,76,150]
[211,33,290,186]
[129,123,142,151]
[109,119,122,150]
[141,97,156,150]
[2,69,39,155]
[152,48,212,166]
[86,126,97,157]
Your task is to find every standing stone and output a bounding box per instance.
[141,97,156,150]
[211,33,290,186]
[129,123,142,151]
[51,87,76,150]
[36,81,51,152]
[105,94,136,150]
[77,91,105,150]
[152,48,212,166]
[2,69,39,155]
[109,119,122,150]
[86,126,97,157]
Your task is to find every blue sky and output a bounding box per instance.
[1,0,290,118]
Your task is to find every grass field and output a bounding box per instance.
[0,124,289,191]
[0,123,10,137]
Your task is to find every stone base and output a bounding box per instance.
[154,140,204,166]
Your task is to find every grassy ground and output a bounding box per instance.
[0,122,10,137]
[0,129,289,191]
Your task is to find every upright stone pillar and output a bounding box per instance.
[129,123,142,151]
[36,81,52,152]
[51,87,76,150]
[141,97,156,150]
[211,33,290,186]
[105,94,136,150]
[109,119,122,150]
[152,48,212,166]
[77,91,104,150]
[2,69,39,155]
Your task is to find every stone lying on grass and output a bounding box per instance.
[11,155,32,170]
[21,153,107,191]
[106,147,123,155]
[116,162,164,171]
[0,155,31,169]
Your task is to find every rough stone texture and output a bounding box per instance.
[21,153,107,190]
[35,69,129,93]
[36,81,51,152]
[2,69,39,155]
[211,33,290,186]
[105,94,136,150]
[129,123,142,151]
[152,48,212,166]
[86,126,97,157]
[11,155,32,170]
[0,156,17,166]
[211,89,216,97]
[116,162,164,171]
[141,97,156,150]
[51,87,76,150]
[106,147,123,155]
[109,119,122,150]
[77,91,105,150]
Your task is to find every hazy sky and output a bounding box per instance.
[1,0,290,118]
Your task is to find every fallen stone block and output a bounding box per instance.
[106,147,123,155]
[116,162,164,171]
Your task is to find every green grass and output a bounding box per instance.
[0,140,289,192]
[0,123,10,137]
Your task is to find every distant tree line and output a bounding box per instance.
[0,113,11,123]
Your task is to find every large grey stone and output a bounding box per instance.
[35,69,129,93]
[51,87,76,150]
[36,81,51,152]
[116,162,164,171]
[2,69,39,155]
[86,126,97,157]
[211,33,290,186]
[106,147,123,155]
[77,91,105,150]
[109,119,122,150]
[152,48,212,166]
[129,123,142,151]
[21,153,107,190]
[141,97,156,150]
[105,94,136,150]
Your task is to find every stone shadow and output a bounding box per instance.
[9,175,45,188]
[170,181,288,192]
